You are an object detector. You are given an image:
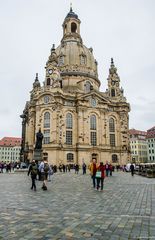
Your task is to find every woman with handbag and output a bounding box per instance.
[96,162,105,191]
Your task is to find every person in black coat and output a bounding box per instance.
[130,163,135,176]
[28,160,38,191]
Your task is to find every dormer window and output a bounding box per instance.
[59,55,64,65]
[80,54,86,65]
[71,22,77,33]
[85,81,91,93]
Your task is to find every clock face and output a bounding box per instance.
[91,98,96,107]
[48,69,53,75]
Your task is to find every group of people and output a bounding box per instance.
[28,159,53,191]
[89,160,114,191]
[0,161,21,173]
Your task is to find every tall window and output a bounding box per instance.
[111,89,115,97]
[66,113,73,145]
[47,78,51,86]
[44,112,50,128]
[109,117,115,147]
[90,115,97,146]
[71,22,77,33]
[109,118,115,132]
[43,112,50,144]
[43,130,50,144]
[66,113,72,129]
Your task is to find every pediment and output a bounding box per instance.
[77,91,110,104]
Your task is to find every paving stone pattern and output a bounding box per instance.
[0,171,155,240]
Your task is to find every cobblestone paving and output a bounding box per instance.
[0,171,155,240]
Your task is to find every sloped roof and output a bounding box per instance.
[0,137,21,147]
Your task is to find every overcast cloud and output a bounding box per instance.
[0,0,155,138]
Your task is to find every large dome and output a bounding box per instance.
[55,42,98,80]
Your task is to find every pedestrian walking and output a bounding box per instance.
[89,159,97,189]
[82,162,87,175]
[48,165,53,181]
[105,162,109,177]
[39,160,50,190]
[28,159,38,191]
[96,162,105,191]
[130,163,135,176]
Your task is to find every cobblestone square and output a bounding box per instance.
[0,171,155,239]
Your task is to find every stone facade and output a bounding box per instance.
[21,8,130,166]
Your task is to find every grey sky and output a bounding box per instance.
[0,0,155,138]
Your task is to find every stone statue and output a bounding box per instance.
[35,129,43,149]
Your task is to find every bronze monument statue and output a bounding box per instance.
[35,128,44,149]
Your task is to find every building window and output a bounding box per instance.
[90,132,97,146]
[110,134,115,147]
[66,113,73,145]
[44,112,50,128]
[112,154,118,163]
[109,118,115,132]
[66,113,73,129]
[90,115,96,130]
[71,22,77,33]
[109,118,116,147]
[67,153,74,162]
[111,89,115,97]
[59,55,64,65]
[80,55,86,65]
[47,78,51,86]
[66,131,72,145]
[43,130,50,144]
[90,115,97,146]
[85,81,91,93]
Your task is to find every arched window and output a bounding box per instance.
[85,81,91,93]
[112,154,118,163]
[71,22,77,33]
[66,113,72,129]
[67,153,74,162]
[90,115,96,130]
[47,78,51,86]
[90,115,97,146]
[44,112,50,128]
[109,118,115,147]
[66,113,73,145]
[43,112,50,144]
[111,89,115,97]
[109,118,115,132]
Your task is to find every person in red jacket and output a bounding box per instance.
[96,162,105,191]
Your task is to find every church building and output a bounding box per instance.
[20,7,130,166]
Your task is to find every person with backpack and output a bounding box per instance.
[39,159,50,190]
[28,159,38,191]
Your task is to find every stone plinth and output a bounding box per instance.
[33,149,43,162]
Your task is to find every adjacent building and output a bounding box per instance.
[0,137,21,162]
[146,126,155,162]
[21,7,130,166]
[129,129,148,163]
